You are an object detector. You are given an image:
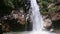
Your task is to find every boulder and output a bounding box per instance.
[43,16,52,30]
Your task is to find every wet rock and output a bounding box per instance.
[10,9,27,25]
[43,16,52,30]
[0,10,27,32]
[43,11,60,31]
[2,23,10,32]
[17,14,26,25]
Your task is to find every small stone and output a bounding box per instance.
[50,29,54,32]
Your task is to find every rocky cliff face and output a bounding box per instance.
[48,11,60,21]
[43,11,60,31]
[1,9,26,32]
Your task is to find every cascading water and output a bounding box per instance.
[30,0,43,31]
[30,0,56,34]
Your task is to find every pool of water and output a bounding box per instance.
[3,31,58,34]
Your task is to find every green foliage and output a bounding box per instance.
[4,0,21,9]
[49,5,60,12]
[37,0,60,15]
[4,0,14,8]
[38,0,47,15]
[1,0,60,15]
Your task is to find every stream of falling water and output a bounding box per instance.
[30,0,56,34]
[30,0,43,31]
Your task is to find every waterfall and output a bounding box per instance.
[30,0,56,34]
[30,0,43,31]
